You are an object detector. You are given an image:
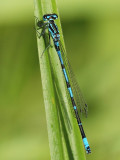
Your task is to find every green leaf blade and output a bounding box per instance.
[34,0,87,159]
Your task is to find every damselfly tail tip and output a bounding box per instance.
[86,146,91,154]
[83,137,91,154]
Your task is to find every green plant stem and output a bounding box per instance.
[34,0,86,159]
[34,1,64,160]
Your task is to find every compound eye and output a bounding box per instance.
[43,15,47,19]
[53,14,58,19]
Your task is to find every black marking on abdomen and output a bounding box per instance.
[66,81,70,88]
[75,109,86,138]
[55,44,60,51]
[61,64,65,69]
[71,97,76,106]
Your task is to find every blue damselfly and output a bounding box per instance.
[35,13,91,154]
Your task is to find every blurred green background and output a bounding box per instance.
[0,0,120,159]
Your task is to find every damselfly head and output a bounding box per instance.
[43,14,58,21]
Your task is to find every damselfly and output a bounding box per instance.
[35,13,91,154]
